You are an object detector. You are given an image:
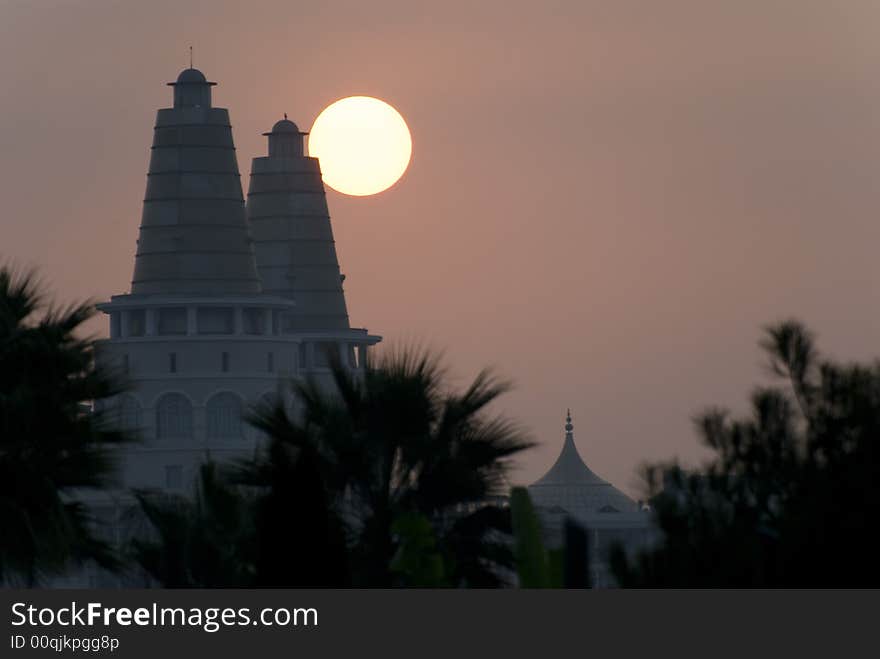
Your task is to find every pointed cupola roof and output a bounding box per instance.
[130,68,261,296]
[529,411,637,517]
[532,409,606,486]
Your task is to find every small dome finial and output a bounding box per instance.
[262,116,306,158]
[565,409,573,434]
[168,66,216,108]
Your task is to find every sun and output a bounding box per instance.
[308,96,412,197]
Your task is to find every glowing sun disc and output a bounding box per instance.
[308,96,412,196]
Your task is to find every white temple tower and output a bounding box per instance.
[130,68,262,296]
[95,69,379,494]
[54,67,379,587]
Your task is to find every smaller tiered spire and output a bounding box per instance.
[246,115,350,330]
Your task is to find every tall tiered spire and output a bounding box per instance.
[130,68,261,296]
[246,116,350,330]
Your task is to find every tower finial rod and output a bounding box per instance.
[189,45,193,69]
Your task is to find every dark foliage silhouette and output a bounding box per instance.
[243,347,534,587]
[612,320,880,586]
[510,486,591,588]
[231,399,351,588]
[0,267,129,585]
[132,462,256,587]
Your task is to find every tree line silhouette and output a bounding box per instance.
[2,266,879,587]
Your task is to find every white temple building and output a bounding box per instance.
[61,67,379,586]
[529,411,654,587]
[95,67,379,494]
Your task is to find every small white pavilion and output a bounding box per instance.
[529,411,654,587]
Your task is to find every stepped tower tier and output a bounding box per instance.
[131,68,261,296]
[247,117,350,330]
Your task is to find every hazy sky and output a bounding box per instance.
[2,0,880,493]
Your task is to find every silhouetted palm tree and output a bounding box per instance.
[0,267,129,585]
[229,400,350,588]
[131,462,256,587]
[244,347,534,587]
[612,320,880,587]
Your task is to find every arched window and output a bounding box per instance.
[118,395,142,433]
[155,393,193,440]
[206,392,243,440]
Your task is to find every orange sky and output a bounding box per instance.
[2,0,880,494]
